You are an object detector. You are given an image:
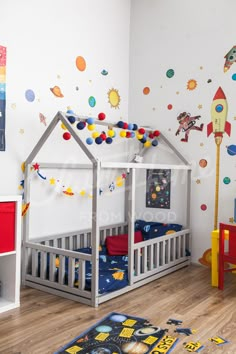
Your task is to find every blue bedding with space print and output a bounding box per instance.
[63,246,129,294]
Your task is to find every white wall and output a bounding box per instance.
[0,0,131,234]
[129,0,236,263]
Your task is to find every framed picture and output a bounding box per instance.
[146,169,171,209]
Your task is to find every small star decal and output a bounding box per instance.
[122,173,127,179]
[176,91,180,95]
[19,129,24,134]
[196,179,201,184]
[233,116,236,120]
[229,217,234,223]
[198,104,202,109]
[49,178,56,185]
[32,163,40,170]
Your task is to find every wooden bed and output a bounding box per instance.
[22,111,192,307]
[23,221,190,307]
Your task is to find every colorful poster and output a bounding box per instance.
[146,169,171,209]
[0,45,6,151]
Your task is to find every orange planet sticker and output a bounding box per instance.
[76,56,86,71]
[50,86,64,98]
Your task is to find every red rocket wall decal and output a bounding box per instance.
[208,87,231,229]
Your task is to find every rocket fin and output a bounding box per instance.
[207,122,213,137]
[225,121,231,136]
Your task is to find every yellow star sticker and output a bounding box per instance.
[229,217,234,223]
[198,104,202,109]
[49,178,56,185]
[196,179,201,184]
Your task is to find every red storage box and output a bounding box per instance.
[0,202,15,253]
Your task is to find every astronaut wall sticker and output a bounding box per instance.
[0,45,6,151]
[175,112,204,142]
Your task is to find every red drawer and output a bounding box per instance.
[0,202,15,253]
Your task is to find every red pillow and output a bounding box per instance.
[106,231,143,256]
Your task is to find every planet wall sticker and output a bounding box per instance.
[25,89,35,102]
[143,87,150,95]
[76,56,86,71]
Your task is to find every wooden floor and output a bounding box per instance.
[0,264,236,353]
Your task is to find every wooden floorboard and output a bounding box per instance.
[0,264,236,353]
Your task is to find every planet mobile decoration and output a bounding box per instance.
[207,87,231,229]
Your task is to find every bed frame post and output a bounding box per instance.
[91,159,100,307]
[186,169,192,253]
[127,168,135,285]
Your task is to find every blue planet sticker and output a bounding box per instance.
[227,145,236,156]
[88,96,96,107]
[223,177,231,184]
[25,89,35,102]
[232,73,236,81]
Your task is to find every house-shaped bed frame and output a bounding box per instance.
[22,111,191,307]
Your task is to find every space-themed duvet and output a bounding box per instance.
[49,246,129,295]
[74,246,129,294]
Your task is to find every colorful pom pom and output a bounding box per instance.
[86,117,94,125]
[86,137,93,145]
[95,136,103,144]
[120,130,126,138]
[153,130,160,137]
[108,129,115,138]
[117,121,124,128]
[61,123,67,130]
[138,128,145,134]
[106,137,113,144]
[152,139,158,146]
[98,112,106,120]
[132,124,138,131]
[144,140,151,148]
[87,124,96,131]
[128,123,134,130]
[67,116,76,124]
[92,131,100,139]
[76,121,86,130]
[100,133,107,141]
[123,122,128,129]
[63,132,71,140]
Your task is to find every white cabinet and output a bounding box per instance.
[0,195,21,314]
